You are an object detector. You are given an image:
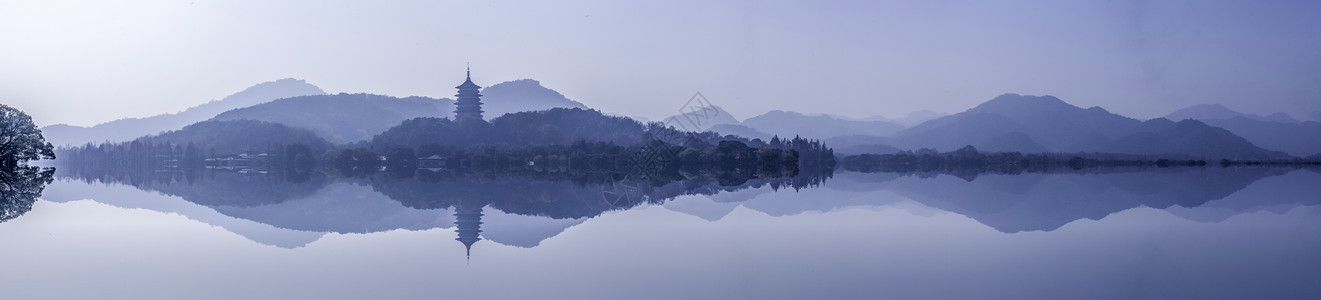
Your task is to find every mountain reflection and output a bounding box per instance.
[51,162,830,255]
[833,167,1319,232]
[43,161,1321,256]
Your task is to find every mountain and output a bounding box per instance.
[1163,104,1321,157]
[1105,118,1289,158]
[741,110,905,140]
[858,110,948,126]
[890,94,1287,159]
[1166,104,1300,123]
[1191,118,1321,157]
[41,78,325,147]
[824,135,902,155]
[137,119,332,156]
[479,79,589,119]
[660,105,741,132]
[371,108,649,148]
[211,93,452,144]
[705,124,771,140]
[205,79,592,144]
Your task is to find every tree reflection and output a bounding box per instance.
[0,166,55,223]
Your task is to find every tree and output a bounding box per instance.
[0,104,54,168]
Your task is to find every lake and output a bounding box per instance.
[2,167,1319,299]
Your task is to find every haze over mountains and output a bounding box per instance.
[742,110,906,139]
[212,93,453,144]
[479,79,589,119]
[39,77,1318,160]
[887,94,1288,159]
[41,78,326,147]
[1164,104,1321,157]
[1166,104,1301,124]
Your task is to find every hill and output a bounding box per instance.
[138,119,332,155]
[741,110,904,140]
[211,93,452,144]
[480,79,589,119]
[40,78,325,147]
[890,94,1287,159]
[1163,104,1321,157]
[1201,118,1321,157]
[205,79,594,144]
[705,124,771,141]
[659,105,741,132]
[1166,104,1300,123]
[371,108,648,148]
[824,135,902,155]
[857,110,948,126]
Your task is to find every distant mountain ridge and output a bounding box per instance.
[660,105,741,132]
[41,78,325,147]
[856,110,947,126]
[1165,104,1321,157]
[889,94,1288,159]
[211,93,453,144]
[1166,104,1300,123]
[740,110,905,140]
[209,79,592,144]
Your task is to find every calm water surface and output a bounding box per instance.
[2,168,1319,299]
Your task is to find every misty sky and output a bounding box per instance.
[2,0,1319,127]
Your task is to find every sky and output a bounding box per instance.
[2,0,1320,127]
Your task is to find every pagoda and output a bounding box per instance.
[453,67,485,122]
[454,203,484,261]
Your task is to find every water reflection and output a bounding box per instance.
[833,167,1319,232]
[0,165,55,222]
[48,161,831,255]
[15,161,1321,299]
[37,159,1321,259]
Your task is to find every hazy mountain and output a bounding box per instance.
[824,135,902,155]
[705,124,771,140]
[212,93,452,144]
[138,119,333,157]
[660,105,741,132]
[890,94,1287,159]
[41,78,325,147]
[1104,118,1288,158]
[205,79,593,144]
[741,110,905,140]
[480,79,589,119]
[1166,104,1300,123]
[858,110,948,126]
[1161,104,1321,157]
[1179,118,1321,157]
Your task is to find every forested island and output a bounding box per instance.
[55,108,836,188]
